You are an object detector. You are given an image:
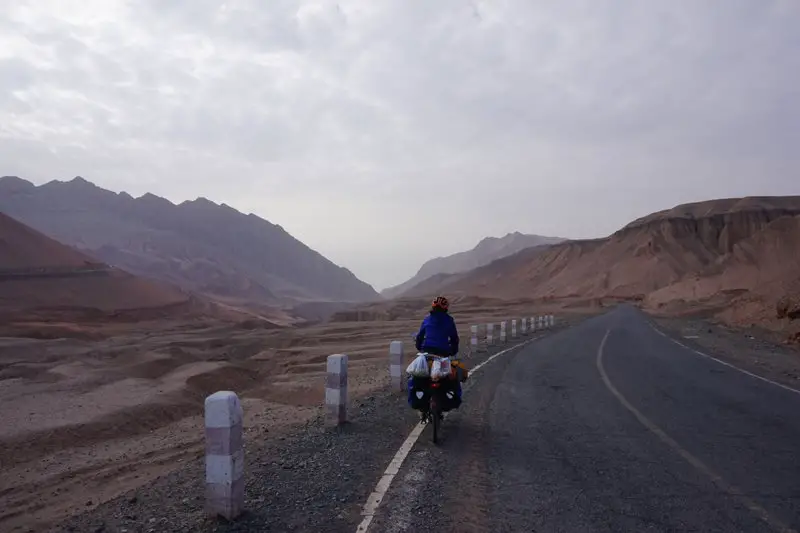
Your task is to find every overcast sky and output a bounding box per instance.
[1,0,799,289]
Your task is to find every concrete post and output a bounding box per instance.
[521,317,527,334]
[389,341,403,392]
[530,317,535,332]
[511,319,517,338]
[486,323,494,345]
[470,325,478,350]
[538,316,544,329]
[500,321,507,343]
[325,354,348,425]
[205,391,244,520]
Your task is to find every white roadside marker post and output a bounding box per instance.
[325,354,348,426]
[389,341,404,392]
[471,325,478,351]
[205,391,245,520]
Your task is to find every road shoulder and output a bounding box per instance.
[651,315,800,392]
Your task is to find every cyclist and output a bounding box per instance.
[412,296,464,418]
[415,295,459,357]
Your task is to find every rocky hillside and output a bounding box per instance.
[646,212,800,326]
[431,196,800,337]
[0,176,379,306]
[398,244,555,299]
[382,231,565,298]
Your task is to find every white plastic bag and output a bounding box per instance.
[406,353,430,377]
[430,357,451,380]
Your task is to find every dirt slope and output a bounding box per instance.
[0,211,190,314]
[0,212,97,269]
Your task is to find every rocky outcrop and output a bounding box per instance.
[777,295,800,320]
[620,199,800,256]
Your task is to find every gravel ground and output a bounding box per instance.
[53,317,582,533]
[53,389,416,533]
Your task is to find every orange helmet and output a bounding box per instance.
[432,295,449,311]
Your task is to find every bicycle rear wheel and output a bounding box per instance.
[430,394,441,444]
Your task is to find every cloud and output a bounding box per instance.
[1,0,799,289]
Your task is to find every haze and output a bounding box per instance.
[1,0,798,290]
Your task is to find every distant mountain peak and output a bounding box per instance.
[181,197,217,206]
[41,176,98,189]
[70,176,94,186]
[382,231,567,298]
[136,192,174,207]
[0,175,32,184]
[0,175,35,192]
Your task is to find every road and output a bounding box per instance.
[367,306,800,532]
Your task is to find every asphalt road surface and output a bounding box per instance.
[367,306,800,533]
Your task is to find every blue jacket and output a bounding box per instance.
[415,310,459,355]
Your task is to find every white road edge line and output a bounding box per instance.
[354,334,543,533]
[649,323,800,396]
[598,329,796,533]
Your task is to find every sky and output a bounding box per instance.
[1,0,799,290]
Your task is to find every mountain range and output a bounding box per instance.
[382,232,565,298]
[3,174,798,340]
[0,176,379,308]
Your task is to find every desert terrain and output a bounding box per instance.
[0,293,566,532]
[2,194,800,531]
[0,214,559,532]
